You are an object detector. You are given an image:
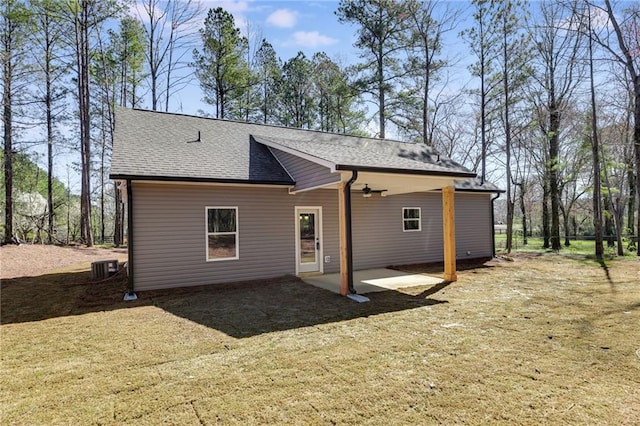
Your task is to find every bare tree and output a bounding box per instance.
[137,0,201,111]
[497,0,531,253]
[401,0,461,146]
[530,0,584,251]
[591,0,640,255]
[599,104,633,255]
[586,3,604,259]
[463,0,502,185]
[556,117,590,247]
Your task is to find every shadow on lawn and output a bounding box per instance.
[1,271,449,338]
[0,270,133,325]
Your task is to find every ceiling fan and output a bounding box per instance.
[361,184,387,198]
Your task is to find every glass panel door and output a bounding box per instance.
[296,207,321,273]
[299,212,316,264]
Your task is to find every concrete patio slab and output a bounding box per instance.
[303,268,444,295]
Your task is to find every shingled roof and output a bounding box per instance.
[110,108,501,192]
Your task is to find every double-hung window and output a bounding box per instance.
[206,207,238,261]
[403,207,421,232]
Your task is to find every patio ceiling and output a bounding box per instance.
[344,171,459,196]
[311,172,461,196]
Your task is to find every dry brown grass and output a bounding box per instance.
[0,244,128,279]
[1,252,639,425]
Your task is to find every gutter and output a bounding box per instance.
[335,164,476,179]
[124,179,137,300]
[491,192,501,257]
[345,170,358,294]
[108,174,294,186]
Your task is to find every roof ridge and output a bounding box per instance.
[126,107,424,147]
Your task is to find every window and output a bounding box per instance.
[403,207,421,232]
[206,207,238,261]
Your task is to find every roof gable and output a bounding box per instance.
[110,108,293,184]
[253,134,474,177]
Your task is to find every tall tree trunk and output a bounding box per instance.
[46,75,53,244]
[563,209,571,246]
[628,165,636,248]
[479,11,487,185]
[100,118,106,244]
[542,178,550,248]
[76,0,92,246]
[164,27,174,112]
[603,0,640,255]
[518,183,528,245]
[588,11,603,260]
[549,104,561,251]
[422,70,429,145]
[44,13,54,244]
[378,42,385,139]
[148,0,158,110]
[612,197,624,255]
[604,201,615,247]
[634,79,640,256]
[114,182,122,246]
[2,48,12,244]
[503,12,514,254]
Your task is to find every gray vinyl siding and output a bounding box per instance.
[132,182,340,291]
[351,192,444,269]
[351,192,493,269]
[270,148,340,190]
[131,182,494,291]
[455,192,493,260]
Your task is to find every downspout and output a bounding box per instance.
[124,179,137,300]
[345,170,358,294]
[491,192,501,258]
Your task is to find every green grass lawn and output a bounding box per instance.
[495,234,637,258]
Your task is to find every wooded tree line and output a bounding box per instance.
[1,0,639,260]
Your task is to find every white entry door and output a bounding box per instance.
[296,207,322,274]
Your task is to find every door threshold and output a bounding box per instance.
[297,272,323,278]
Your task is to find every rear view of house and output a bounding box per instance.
[110,108,500,297]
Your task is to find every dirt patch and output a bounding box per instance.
[0,244,128,279]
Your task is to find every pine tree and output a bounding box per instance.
[336,0,409,138]
[311,52,364,134]
[30,0,69,244]
[1,0,31,244]
[193,7,250,119]
[253,39,281,125]
[280,52,315,128]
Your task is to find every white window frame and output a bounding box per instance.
[205,206,239,261]
[402,207,422,232]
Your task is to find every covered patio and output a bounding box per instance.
[303,268,445,296]
[255,135,473,297]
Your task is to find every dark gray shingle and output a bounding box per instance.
[110,108,483,184]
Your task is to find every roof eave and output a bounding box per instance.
[334,164,476,179]
[108,174,295,186]
[453,188,506,193]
